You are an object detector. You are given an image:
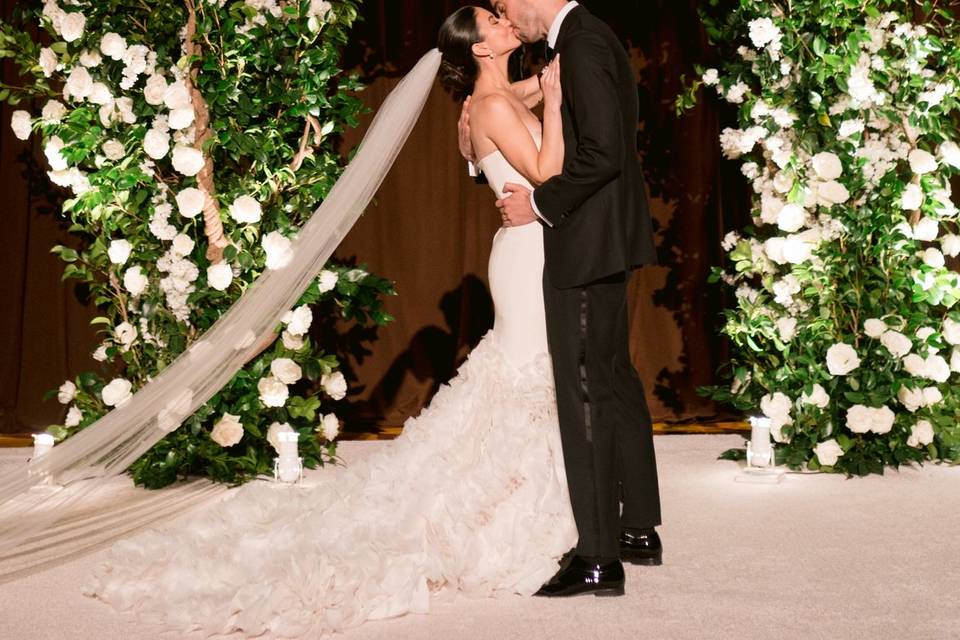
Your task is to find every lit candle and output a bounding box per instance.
[749,416,772,467]
[275,431,301,483]
[32,433,55,460]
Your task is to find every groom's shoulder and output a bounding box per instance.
[563,7,621,53]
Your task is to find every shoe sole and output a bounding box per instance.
[593,585,625,597]
[622,556,662,566]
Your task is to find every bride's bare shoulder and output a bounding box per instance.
[468,91,521,131]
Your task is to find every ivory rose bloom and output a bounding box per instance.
[258,376,289,408]
[143,129,171,160]
[282,305,312,336]
[210,413,244,448]
[65,405,83,428]
[108,239,132,264]
[263,232,294,270]
[826,343,860,375]
[270,358,302,385]
[175,187,205,218]
[318,269,339,293]
[281,330,305,350]
[901,183,923,210]
[102,378,133,407]
[811,152,842,180]
[321,371,347,400]
[266,421,295,453]
[907,420,935,448]
[207,262,233,291]
[229,195,262,224]
[942,318,960,345]
[100,32,127,60]
[171,145,204,176]
[143,75,168,105]
[814,439,843,466]
[102,139,125,161]
[319,413,339,441]
[123,265,148,296]
[880,330,912,358]
[864,318,887,338]
[800,383,829,408]
[909,149,938,174]
[846,404,894,434]
[10,110,31,140]
[58,380,77,404]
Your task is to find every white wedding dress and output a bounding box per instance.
[86,130,579,637]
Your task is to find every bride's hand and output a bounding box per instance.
[540,55,561,112]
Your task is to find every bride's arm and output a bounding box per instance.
[471,58,563,186]
[510,76,542,108]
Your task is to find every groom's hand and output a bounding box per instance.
[497,183,538,227]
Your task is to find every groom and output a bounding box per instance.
[461,0,662,597]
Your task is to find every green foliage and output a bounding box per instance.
[3,0,393,488]
[680,1,960,475]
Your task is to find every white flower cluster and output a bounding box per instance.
[156,243,199,323]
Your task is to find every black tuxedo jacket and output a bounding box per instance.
[533,5,657,289]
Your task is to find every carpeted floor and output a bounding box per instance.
[1,434,958,640]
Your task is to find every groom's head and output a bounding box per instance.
[490,0,569,44]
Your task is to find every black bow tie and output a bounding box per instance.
[546,44,556,61]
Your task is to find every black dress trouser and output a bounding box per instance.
[542,268,662,559]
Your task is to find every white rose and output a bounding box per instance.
[175,187,205,218]
[163,81,192,110]
[318,269,339,293]
[266,421,295,453]
[321,371,348,400]
[702,68,719,86]
[800,383,830,408]
[88,82,113,106]
[902,353,928,378]
[100,32,127,60]
[898,386,925,412]
[58,380,77,404]
[814,438,843,466]
[951,347,960,373]
[207,262,233,291]
[64,405,83,428]
[228,195,262,224]
[912,217,940,241]
[880,330,912,358]
[44,136,69,171]
[270,358,302,385]
[940,234,960,257]
[108,239,132,264]
[811,152,843,180]
[123,265,148,296]
[102,139,125,161]
[826,342,860,375]
[907,420,935,448]
[319,413,339,441]
[923,386,943,407]
[10,110,31,140]
[39,47,57,77]
[168,107,194,130]
[282,305,313,336]
[760,391,792,422]
[143,75,168,106]
[748,17,781,49]
[925,354,950,383]
[281,330,305,350]
[870,405,895,434]
[210,413,244,448]
[171,145,205,176]
[79,49,101,67]
[101,377,133,407]
[764,237,787,264]
[263,231,294,270]
[845,404,873,433]
[942,318,960,345]
[909,149,938,175]
[864,318,887,338]
[782,235,813,264]
[59,11,86,42]
[258,376,289,407]
[171,233,195,257]
[64,66,93,100]
[923,247,945,269]
[92,344,108,362]
[901,183,924,210]
[838,119,865,139]
[938,141,960,168]
[776,317,797,342]
[41,100,67,124]
[776,203,805,232]
[143,129,171,160]
[114,321,138,348]
[817,180,850,205]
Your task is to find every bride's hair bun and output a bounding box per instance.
[437,7,481,102]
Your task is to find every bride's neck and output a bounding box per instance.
[473,54,512,94]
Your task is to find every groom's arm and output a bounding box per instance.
[533,33,624,227]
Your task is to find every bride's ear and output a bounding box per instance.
[471,42,493,60]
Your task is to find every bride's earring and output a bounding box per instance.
[488,53,495,59]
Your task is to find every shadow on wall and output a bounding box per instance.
[334,274,494,433]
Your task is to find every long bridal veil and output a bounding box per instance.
[0,49,443,562]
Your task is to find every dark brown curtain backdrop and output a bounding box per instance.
[2,0,745,435]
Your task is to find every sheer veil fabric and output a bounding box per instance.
[0,49,443,558]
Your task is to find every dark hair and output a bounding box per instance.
[437,7,481,102]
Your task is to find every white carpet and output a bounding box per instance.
[1,434,958,640]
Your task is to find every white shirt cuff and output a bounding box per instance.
[468,161,478,177]
[531,192,553,227]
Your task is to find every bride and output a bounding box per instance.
[87,6,578,637]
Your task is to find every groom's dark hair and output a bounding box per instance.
[437,7,481,102]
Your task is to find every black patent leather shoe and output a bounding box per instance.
[534,556,625,597]
[620,527,663,566]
